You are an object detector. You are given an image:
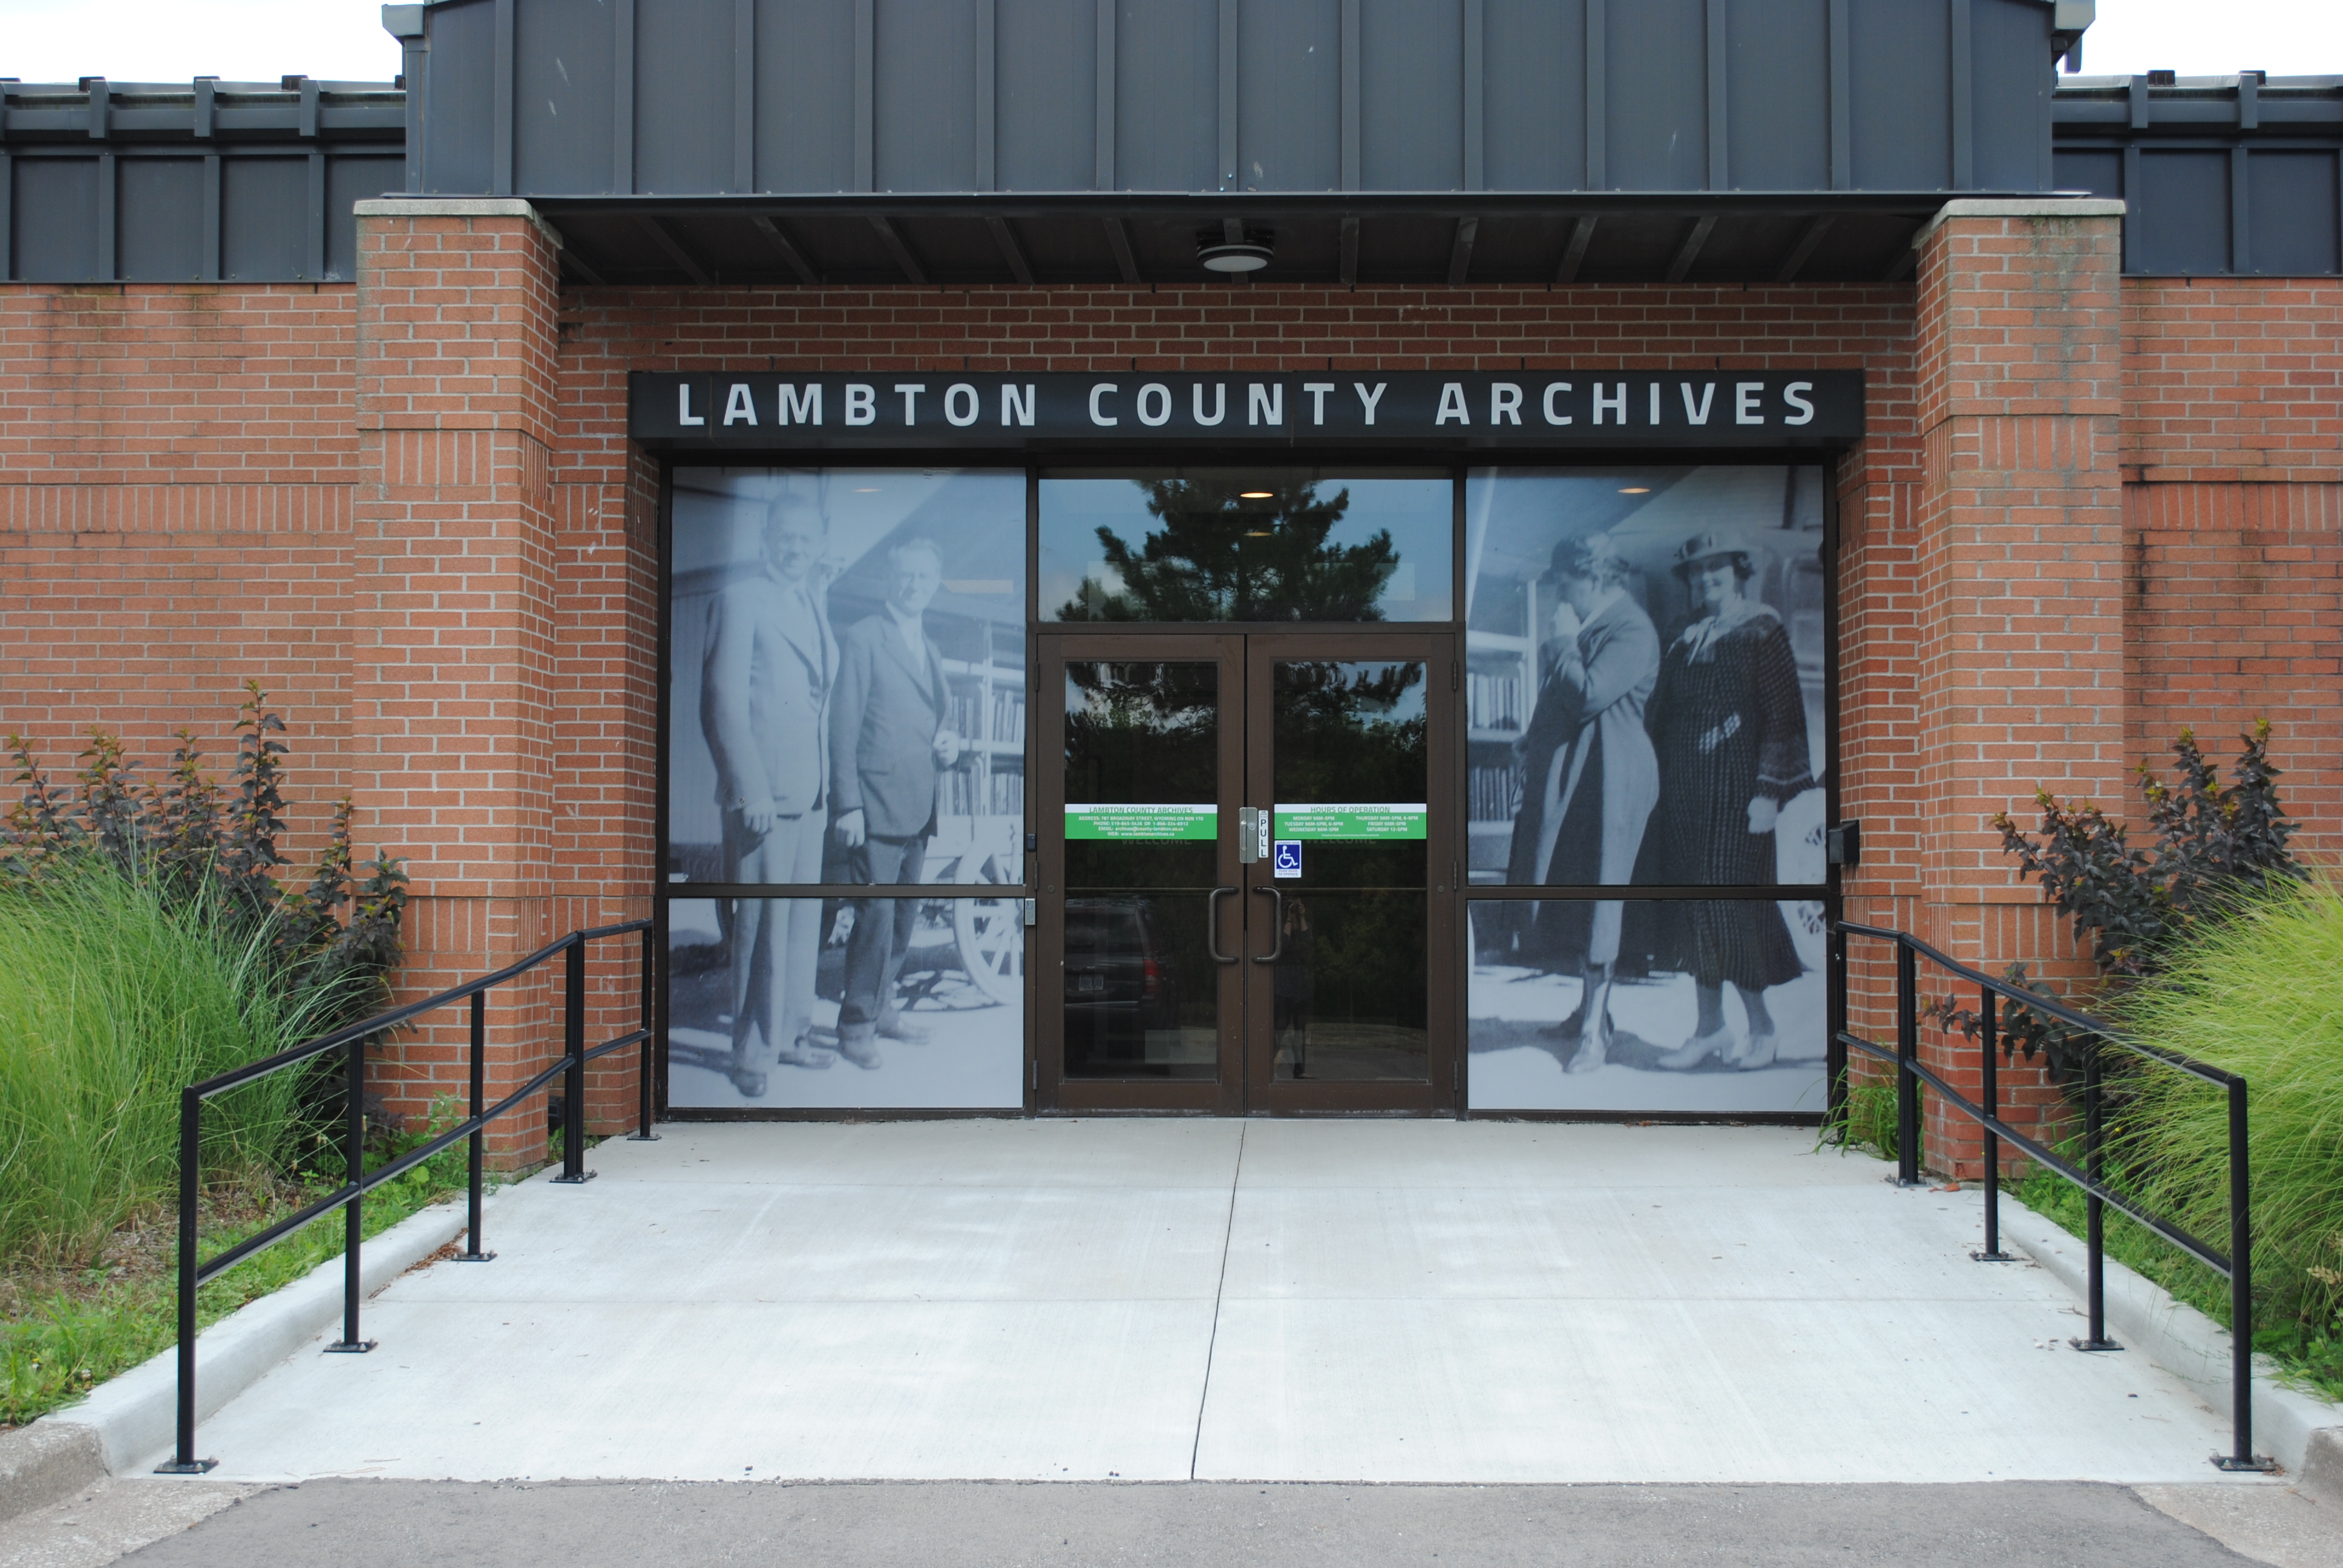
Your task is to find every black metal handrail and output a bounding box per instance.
[1830,920,2272,1472]
[157,918,654,1474]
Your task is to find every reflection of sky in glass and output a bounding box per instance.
[671,467,1025,622]
[1040,474,1453,622]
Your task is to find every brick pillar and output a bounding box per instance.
[1899,197,2128,1176]
[350,198,568,1165]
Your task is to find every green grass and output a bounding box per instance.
[1818,1070,1922,1167]
[2080,873,2343,1402]
[1,1150,469,1428]
[0,860,361,1269]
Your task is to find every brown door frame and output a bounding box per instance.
[1240,631,1456,1116]
[1035,629,1456,1116]
[1037,632,1247,1114]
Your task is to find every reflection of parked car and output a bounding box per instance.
[1064,897,1181,1063]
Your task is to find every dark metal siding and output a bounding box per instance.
[1848,0,1953,191]
[1726,0,1830,192]
[874,0,980,192]
[116,158,206,280]
[1362,0,1462,192]
[1480,0,1584,192]
[1236,0,1339,193]
[2053,77,2343,276]
[516,0,618,196]
[997,0,1095,193]
[755,0,858,193]
[1112,0,1219,192]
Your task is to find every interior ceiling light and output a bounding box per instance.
[1199,223,1274,273]
[1619,486,1651,494]
[1239,490,1274,499]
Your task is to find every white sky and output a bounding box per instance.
[0,0,2336,87]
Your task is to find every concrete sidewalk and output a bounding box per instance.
[168,1121,2278,1486]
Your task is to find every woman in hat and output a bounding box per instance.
[1636,530,1813,1070]
[1505,532,1661,1072]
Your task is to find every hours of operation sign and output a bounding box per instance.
[1273,803,1428,840]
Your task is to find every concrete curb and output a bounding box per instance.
[1997,1197,2343,1499]
[19,1193,480,1486]
[0,1420,106,1523]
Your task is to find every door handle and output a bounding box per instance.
[1251,884,1284,962]
[1206,886,1239,964]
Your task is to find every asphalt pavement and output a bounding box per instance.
[72,1477,2333,1567]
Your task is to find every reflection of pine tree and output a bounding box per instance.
[1056,478,1398,622]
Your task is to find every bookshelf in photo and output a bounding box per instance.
[933,610,1027,874]
[1466,571,1538,885]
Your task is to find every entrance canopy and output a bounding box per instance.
[382,0,2091,289]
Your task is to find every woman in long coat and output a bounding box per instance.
[1505,534,1661,1072]
[1635,530,1814,1070]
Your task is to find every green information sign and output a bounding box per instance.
[1063,803,1218,840]
[1273,803,1429,840]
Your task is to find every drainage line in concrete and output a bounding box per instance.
[1190,1123,1246,1480]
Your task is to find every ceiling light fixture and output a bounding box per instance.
[1619,486,1651,494]
[1198,224,1274,273]
[1239,491,1274,499]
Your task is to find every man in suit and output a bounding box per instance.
[701,493,839,1097]
[830,537,962,1068]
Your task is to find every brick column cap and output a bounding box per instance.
[355,197,565,251]
[1912,197,2126,250]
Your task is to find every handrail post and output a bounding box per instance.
[629,925,658,1140]
[2071,1039,2120,1352]
[324,1031,374,1353]
[155,1086,214,1472]
[1974,979,2011,1261]
[1827,922,1849,1130]
[1895,938,1920,1186]
[552,938,594,1184]
[2214,1076,2273,1469]
[458,988,494,1262]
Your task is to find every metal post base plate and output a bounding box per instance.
[1970,1250,2016,1263]
[154,1458,218,1474]
[456,1250,497,1263]
[549,1169,598,1185]
[2213,1453,2279,1472]
[2069,1337,2125,1353]
[626,1131,661,1141]
[324,1339,377,1354]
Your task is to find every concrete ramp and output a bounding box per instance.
[176,1121,2257,1485]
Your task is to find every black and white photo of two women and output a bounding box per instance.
[1464,468,1830,1114]
[660,469,1029,1111]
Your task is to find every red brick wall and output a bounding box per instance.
[0,284,360,854]
[2123,279,2343,866]
[9,229,2339,1170]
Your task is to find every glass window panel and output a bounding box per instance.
[1270,659,1427,889]
[1467,897,1827,1112]
[1463,467,1827,888]
[1040,469,1453,622]
[666,895,1023,1109]
[1061,893,1219,1079]
[1063,660,1221,889]
[666,468,1026,888]
[1267,890,1429,1082]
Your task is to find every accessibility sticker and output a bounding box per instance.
[1272,840,1303,878]
[1063,803,1217,840]
[1272,803,1429,840]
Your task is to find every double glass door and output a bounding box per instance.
[1037,633,1456,1113]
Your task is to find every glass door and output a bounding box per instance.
[1037,632,1455,1114]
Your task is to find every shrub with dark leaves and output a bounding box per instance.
[1928,722,2302,1080]
[1,681,407,1040]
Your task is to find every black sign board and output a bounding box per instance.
[628,370,1863,449]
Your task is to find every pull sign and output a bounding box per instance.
[1237,807,1259,863]
[1254,809,1272,863]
